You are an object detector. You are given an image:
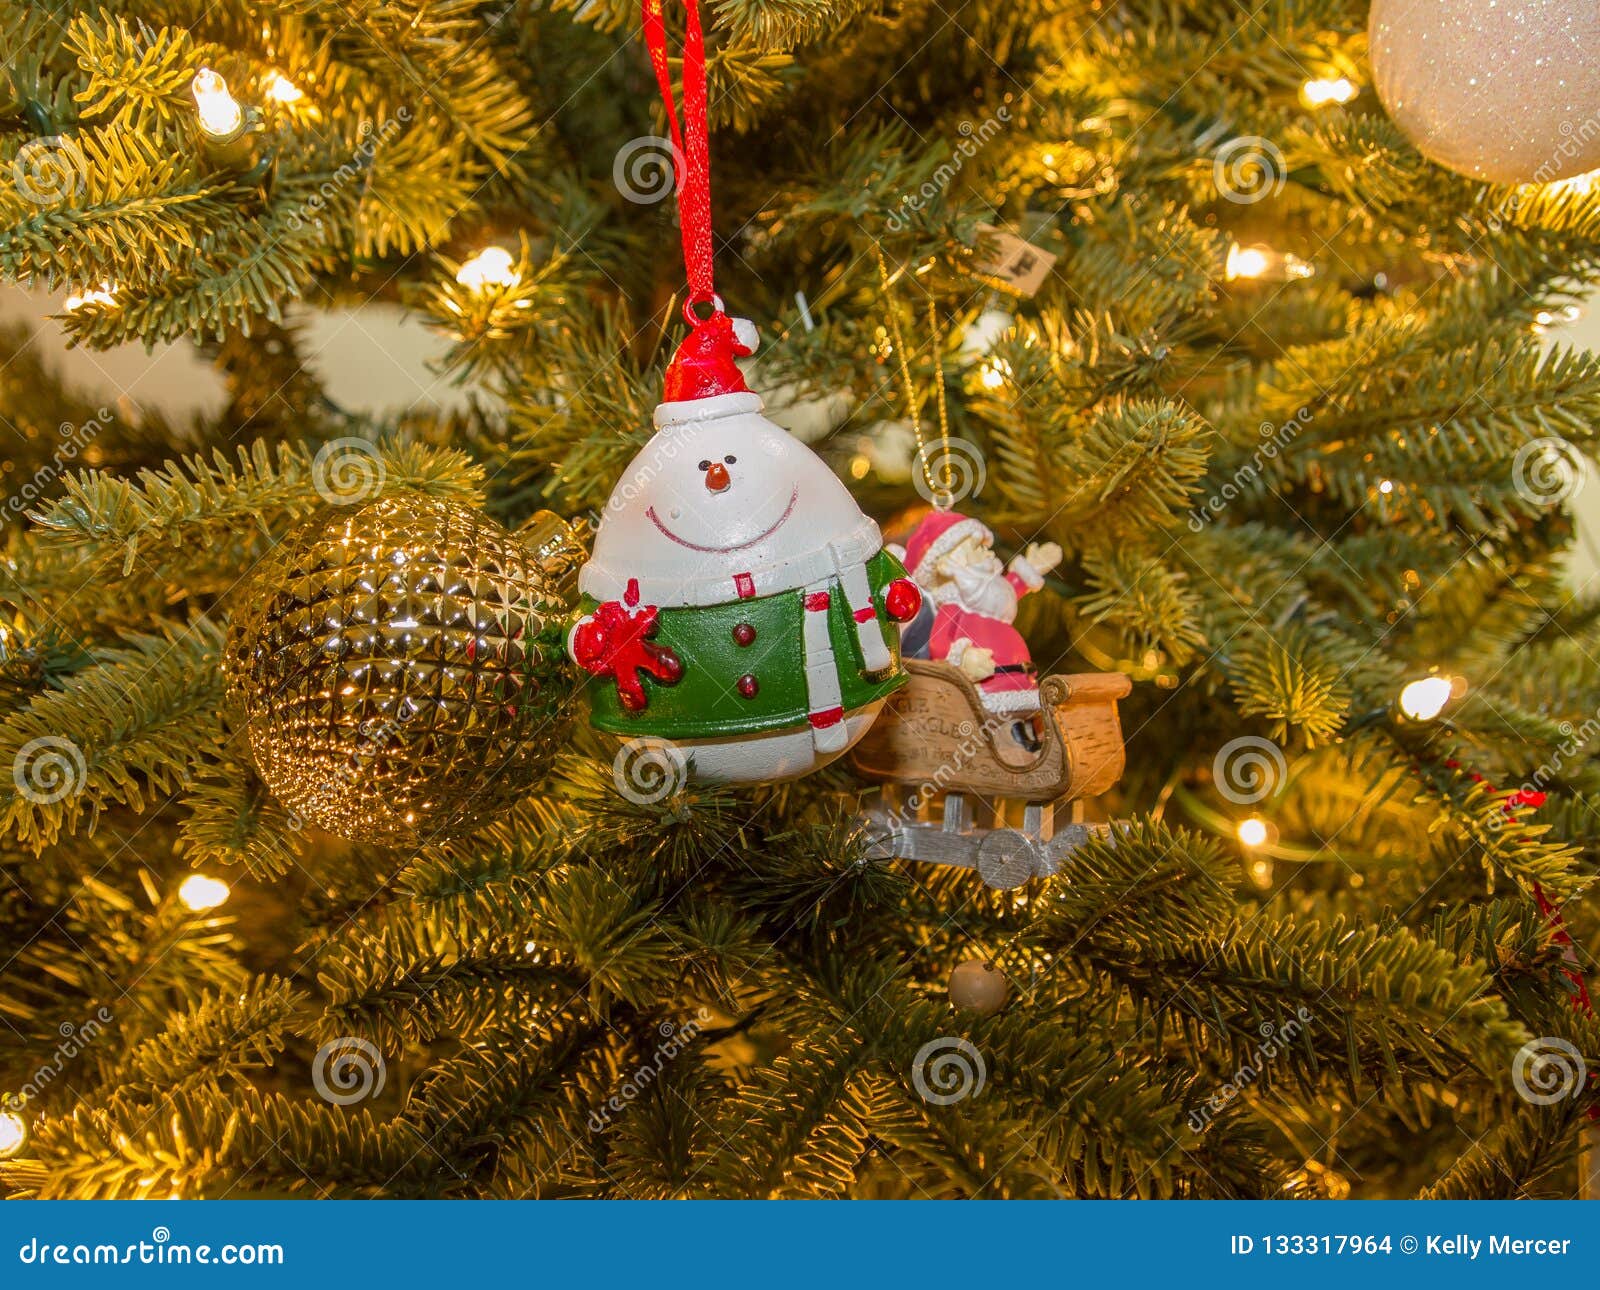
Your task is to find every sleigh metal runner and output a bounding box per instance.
[850,659,1131,888]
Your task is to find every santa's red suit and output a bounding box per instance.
[898,511,1045,716]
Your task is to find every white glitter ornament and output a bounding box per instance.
[1369,0,1600,185]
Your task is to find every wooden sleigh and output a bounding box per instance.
[849,659,1131,889]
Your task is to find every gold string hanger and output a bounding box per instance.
[874,246,953,511]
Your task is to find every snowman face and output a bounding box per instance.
[589,405,874,599]
[642,422,798,554]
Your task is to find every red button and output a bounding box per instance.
[737,673,758,698]
[884,577,922,623]
[732,623,756,646]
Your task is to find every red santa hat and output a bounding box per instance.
[662,308,760,403]
[902,509,989,577]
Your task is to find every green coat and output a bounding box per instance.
[582,550,908,740]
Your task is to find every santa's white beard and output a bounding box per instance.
[947,559,1018,622]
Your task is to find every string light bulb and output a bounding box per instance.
[266,72,304,104]
[64,282,117,311]
[1301,77,1358,108]
[456,246,520,291]
[1398,676,1454,722]
[192,68,243,138]
[1225,242,1315,283]
[178,874,231,912]
[1532,304,1583,334]
[1237,817,1270,848]
[0,1109,25,1159]
[979,357,1011,389]
[191,68,263,169]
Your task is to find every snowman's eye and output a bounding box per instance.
[724,455,737,464]
[697,459,712,471]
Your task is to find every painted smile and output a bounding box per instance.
[646,486,798,552]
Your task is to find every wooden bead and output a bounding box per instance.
[948,960,1009,1016]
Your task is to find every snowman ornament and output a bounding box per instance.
[570,307,923,784]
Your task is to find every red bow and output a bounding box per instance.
[572,597,683,712]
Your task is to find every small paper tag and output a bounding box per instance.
[970,224,1057,297]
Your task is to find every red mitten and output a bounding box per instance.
[570,592,683,712]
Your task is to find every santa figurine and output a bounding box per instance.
[569,306,922,785]
[897,511,1062,747]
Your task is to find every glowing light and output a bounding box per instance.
[1225,242,1315,283]
[192,68,244,138]
[1226,245,1269,279]
[64,282,116,311]
[1398,676,1453,722]
[266,72,304,104]
[0,1110,24,1159]
[1549,169,1598,196]
[1301,77,1358,108]
[1378,479,1394,495]
[178,874,231,912]
[1237,817,1269,848]
[455,246,520,291]
[1532,304,1582,333]
[849,454,871,479]
[979,357,1011,389]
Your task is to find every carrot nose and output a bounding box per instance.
[704,461,730,492]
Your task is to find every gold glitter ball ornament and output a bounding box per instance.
[1370,0,1600,186]
[948,960,1009,1017]
[225,496,583,845]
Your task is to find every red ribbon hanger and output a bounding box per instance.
[642,0,716,320]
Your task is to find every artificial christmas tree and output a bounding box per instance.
[0,0,1597,1201]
